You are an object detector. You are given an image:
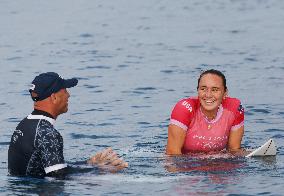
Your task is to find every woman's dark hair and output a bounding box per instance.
[197,69,227,91]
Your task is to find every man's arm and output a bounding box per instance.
[46,148,128,178]
[45,166,82,178]
[45,165,94,178]
[166,125,186,155]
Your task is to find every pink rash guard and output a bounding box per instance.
[170,97,244,153]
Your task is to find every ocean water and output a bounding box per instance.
[0,0,284,195]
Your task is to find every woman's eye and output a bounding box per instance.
[212,88,219,92]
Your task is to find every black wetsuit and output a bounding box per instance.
[8,110,67,178]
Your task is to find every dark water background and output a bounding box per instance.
[0,0,283,195]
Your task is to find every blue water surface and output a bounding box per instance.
[0,0,284,195]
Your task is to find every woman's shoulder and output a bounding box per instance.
[222,97,243,111]
[174,97,199,111]
[170,97,199,119]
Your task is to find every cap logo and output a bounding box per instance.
[30,84,35,91]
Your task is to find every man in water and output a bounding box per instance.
[8,72,128,178]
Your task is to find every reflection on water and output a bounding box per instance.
[255,156,277,166]
[165,157,243,173]
[163,154,245,196]
[7,177,67,196]
[165,153,245,181]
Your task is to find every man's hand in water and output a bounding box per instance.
[87,148,128,171]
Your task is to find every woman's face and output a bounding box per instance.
[197,73,227,119]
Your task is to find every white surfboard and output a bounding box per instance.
[245,139,277,158]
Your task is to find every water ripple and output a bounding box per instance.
[131,105,151,108]
[70,133,121,139]
[65,121,96,127]
[117,64,129,68]
[85,108,111,112]
[85,65,111,69]
[160,70,174,74]
[134,87,156,91]
[0,142,10,146]
[10,70,22,73]
[79,33,93,38]
[244,57,257,62]
[137,122,151,125]
[6,118,21,123]
[6,57,22,61]
[83,84,100,89]
[97,122,115,126]
[264,129,284,133]
[249,108,271,114]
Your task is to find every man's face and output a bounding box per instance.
[54,88,70,115]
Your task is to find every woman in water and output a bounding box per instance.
[166,69,244,155]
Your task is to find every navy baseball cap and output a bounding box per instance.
[29,72,78,101]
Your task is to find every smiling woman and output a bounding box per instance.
[166,69,245,155]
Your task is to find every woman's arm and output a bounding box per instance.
[166,124,186,155]
[228,126,244,151]
[227,126,250,156]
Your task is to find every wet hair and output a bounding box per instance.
[197,69,227,91]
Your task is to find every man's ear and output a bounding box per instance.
[50,93,57,104]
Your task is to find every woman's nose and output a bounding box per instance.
[205,89,212,97]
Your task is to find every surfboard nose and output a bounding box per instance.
[264,139,277,156]
[245,139,277,158]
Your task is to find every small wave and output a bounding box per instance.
[244,57,257,62]
[271,134,284,139]
[73,173,183,183]
[160,70,174,74]
[97,122,115,126]
[85,108,111,112]
[131,105,151,108]
[117,64,128,68]
[79,33,93,38]
[70,133,121,139]
[0,142,10,146]
[83,84,100,89]
[249,108,270,114]
[127,134,141,138]
[65,121,96,127]
[264,129,284,133]
[134,87,156,91]
[6,57,22,61]
[137,122,151,125]
[6,118,21,123]
[86,65,111,69]
[90,90,105,93]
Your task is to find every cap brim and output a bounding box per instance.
[63,78,78,88]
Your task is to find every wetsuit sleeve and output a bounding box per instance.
[45,165,94,179]
[35,127,67,174]
[231,101,245,131]
[169,99,194,131]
